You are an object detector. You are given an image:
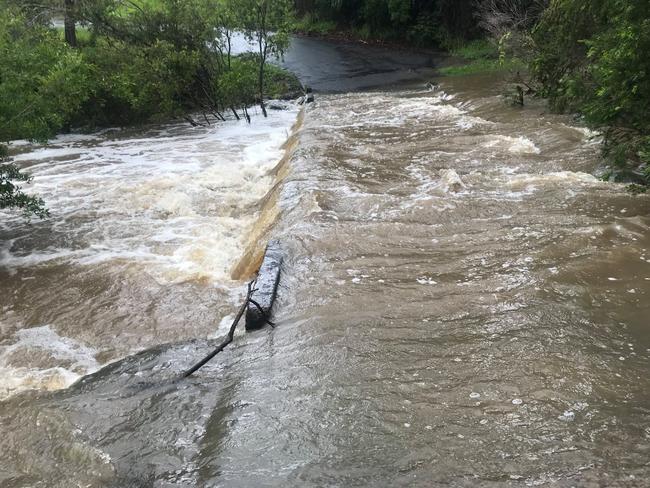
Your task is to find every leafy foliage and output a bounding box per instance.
[294,0,481,46]
[78,38,202,126]
[0,3,92,142]
[532,0,650,183]
[218,58,258,110]
[3,0,300,133]
[0,146,49,219]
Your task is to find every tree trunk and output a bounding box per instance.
[226,33,232,69]
[64,0,77,47]
[259,61,267,118]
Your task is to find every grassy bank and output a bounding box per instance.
[438,40,524,76]
[292,14,338,37]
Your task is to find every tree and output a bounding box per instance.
[237,0,293,117]
[0,3,91,142]
[64,0,77,46]
[475,0,548,41]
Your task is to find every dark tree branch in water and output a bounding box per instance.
[182,280,256,378]
[183,116,203,127]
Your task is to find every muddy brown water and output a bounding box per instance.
[1,42,650,487]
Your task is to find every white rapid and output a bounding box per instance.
[0,105,299,399]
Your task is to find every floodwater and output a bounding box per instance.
[1,38,650,487]
[231,31,440,92]
[0,105,300,397]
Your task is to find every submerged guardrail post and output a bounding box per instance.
[245,240,283,331]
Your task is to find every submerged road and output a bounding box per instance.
[1,37,650,487]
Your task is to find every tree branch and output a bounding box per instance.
[182,280,257,378]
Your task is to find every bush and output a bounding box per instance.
[0,5,92,142]
[77,39,202,127]
[264,63,304,99]
[293,13,337,35]
[532,0,650,181]
[217,58,258,110]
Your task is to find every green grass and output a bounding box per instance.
[55,26,92,45]
[439,39,524,76]
[439,57,525,76]
[451,39,497,60]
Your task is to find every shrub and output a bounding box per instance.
[0,5,92,142]
[532,0,650,181]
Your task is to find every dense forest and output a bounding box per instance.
[2,0,649,218]
[293,0,540,46]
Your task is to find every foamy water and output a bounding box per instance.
[0,325,100,398]
[0,105,299,399]
[5,107,298,283]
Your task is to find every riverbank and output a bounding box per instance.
[436,40,525,77]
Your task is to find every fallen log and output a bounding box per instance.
[245,240,283,331]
